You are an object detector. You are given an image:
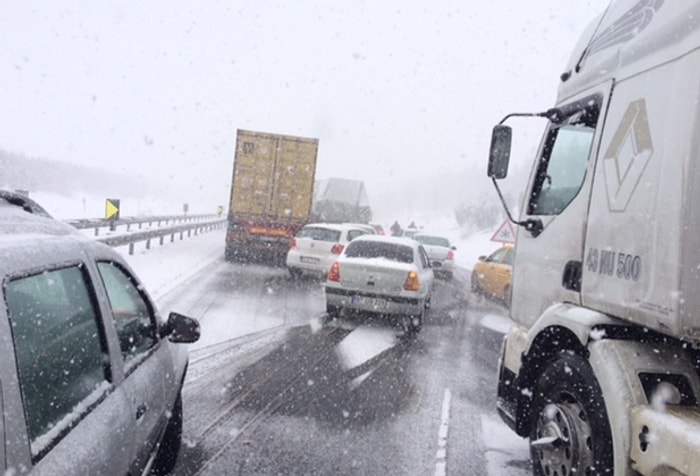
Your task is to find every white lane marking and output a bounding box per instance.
[435,388,452,476]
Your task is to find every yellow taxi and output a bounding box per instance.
[470,244,514,303]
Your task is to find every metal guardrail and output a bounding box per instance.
[66,214,220,236]
[65,216,227,255]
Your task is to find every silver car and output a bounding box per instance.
[0,191,200,475]
[411,233,456,280]
[324,235,434,333]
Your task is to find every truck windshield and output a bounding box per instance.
[528,96,600,215]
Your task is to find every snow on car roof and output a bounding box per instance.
[350,234,421,248]
[412,233,451,247]
[0,198,80,237]
[302,222,370,231]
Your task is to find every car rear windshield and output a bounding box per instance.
[297,226,341,242]
[414,235,450,247]
[345,241,414,264]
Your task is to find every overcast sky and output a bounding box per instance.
[0,1,610,217]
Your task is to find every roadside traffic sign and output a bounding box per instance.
[105,199,120,220]
[491,219,516,244]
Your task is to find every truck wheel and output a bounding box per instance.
[152,392,183,475]
[326,304,341,321]
[529,353,613,476]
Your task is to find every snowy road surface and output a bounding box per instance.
[118,226,529,475]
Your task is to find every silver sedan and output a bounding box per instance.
[324,235,434,333]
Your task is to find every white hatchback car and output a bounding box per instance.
[324,235,434,333]
[412,233,456,280]
[286,223,371,278]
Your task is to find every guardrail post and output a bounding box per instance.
[129,243,135,255]
[146,239,151,250]
[159,236,164,246]
[94,227,99,236]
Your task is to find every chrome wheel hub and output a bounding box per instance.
[531,402,594,476]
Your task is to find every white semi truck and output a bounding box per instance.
[489,2,700,475]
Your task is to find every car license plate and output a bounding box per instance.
[300,256,320,264]
[352,295,388,309]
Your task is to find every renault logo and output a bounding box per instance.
[603,98,653,212]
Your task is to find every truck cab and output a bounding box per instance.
[488,2,700,475]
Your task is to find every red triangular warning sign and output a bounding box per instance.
[491,219,516,243]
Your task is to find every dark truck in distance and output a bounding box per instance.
[225,129,319,264]
[310,177,372,224]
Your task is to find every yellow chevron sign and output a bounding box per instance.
[105,198,120,220]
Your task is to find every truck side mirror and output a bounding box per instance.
[488,125,512,179]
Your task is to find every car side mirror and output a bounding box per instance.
[488,124,512,179]
[161,312,200,343]
[478,255,486,261]
[451,246,457,250]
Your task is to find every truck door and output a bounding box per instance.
[511,82,612,327]
[232,132,278,217]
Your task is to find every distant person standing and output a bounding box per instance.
[390,220,403,236]
[408,220,417,229]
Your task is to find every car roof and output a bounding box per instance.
[341,223,376,232]
[303,222,368,231]
[0,193,121,277]
[413,232,448,239]
[350,234,421,248]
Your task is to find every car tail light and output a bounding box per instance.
[330,243,344,254]
[446,250,454,260]
[328,262,341,281]
[290,238,298,250]
[403,271,420,291]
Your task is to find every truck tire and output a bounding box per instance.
[152,392,183,475]
[529,353,613,476]
[326,304,341,321]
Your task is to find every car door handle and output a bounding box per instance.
[136,403,148,420]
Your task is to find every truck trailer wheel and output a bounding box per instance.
[326,304,341,321]
[529,353,613,476]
